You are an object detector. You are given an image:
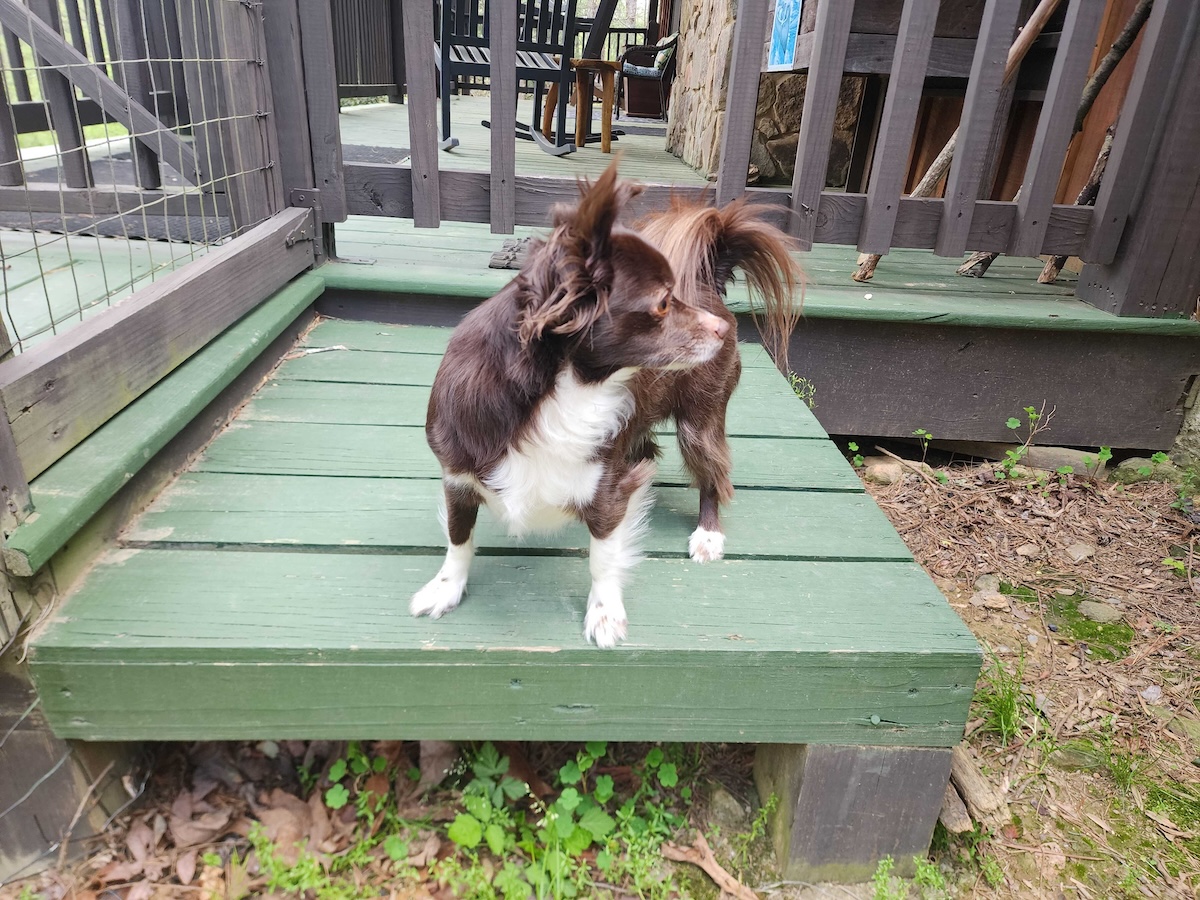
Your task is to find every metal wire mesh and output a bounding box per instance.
[0,0,281,355]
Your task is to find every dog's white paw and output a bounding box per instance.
[584,581,628,648]
[410,575,467,619]
[688,527,726,563]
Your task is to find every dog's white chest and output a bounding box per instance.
[478,367,636,535]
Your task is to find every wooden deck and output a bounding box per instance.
[338,94,703,184]
[28,316,979,743]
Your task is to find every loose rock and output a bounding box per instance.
[1016,543,1040,557]
[1111,456,1183,485]
[1024,446,1104,475]
[861,456,904,485]
[1140,685,1164,704]
[974,574,1002,593]
[1077,600,1123,624]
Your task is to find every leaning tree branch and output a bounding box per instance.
[853,0,1065,282]
[957,0,1153,279]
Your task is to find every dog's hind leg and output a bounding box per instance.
[579,460,656,648]
[676,414,734,563]
[410,480,481,619]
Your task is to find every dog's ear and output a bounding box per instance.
[518,162,642,344]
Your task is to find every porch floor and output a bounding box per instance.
[28,317,979,743]
[338,94,705,184]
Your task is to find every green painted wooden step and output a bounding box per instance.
[28,317,980,744]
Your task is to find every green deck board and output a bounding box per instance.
[325,220,1200,336]
[127,474,908,561]
[194,420,862,490]
[30,549,977,743]
[2,274,325,576]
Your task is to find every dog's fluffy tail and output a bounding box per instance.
[638,199,804,368]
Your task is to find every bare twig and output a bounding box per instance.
[873,444,941,488]
[1038,126,1115,282]
[56,761,116,868]
[661,832,758,900]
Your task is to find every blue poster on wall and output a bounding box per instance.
[768,0,802,71]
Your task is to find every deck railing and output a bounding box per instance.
[345,0,1197,320]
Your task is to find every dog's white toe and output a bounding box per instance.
[584,581,628,648]
[688,527,726,563]
[410,575,467,619]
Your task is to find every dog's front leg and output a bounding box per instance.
[410,480,481,619]
[579,461,655,648]
[676,415,734,563]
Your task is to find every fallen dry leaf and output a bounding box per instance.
[95,859,144,885]
[169,808,234,848]
[257,790,312,865]
[125,820,155,863]
[176,849,198,886]
[407,833,442,868]
[307,791,332,853]
[418,741,458,791]
[125,882,153,900]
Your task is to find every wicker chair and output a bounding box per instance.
[617,33,678,120]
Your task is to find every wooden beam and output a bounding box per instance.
[935,0,1023,257]
[401,0,440,227]
[298,0,347,222]
[1083,0,1194,264]
[789,0,855,248]
[790,31,978,78]
[756,744,953,882]
[0,68,20,186]
[0,183,229,217]
[262,0,316,202]
[715,0,768,206]
[857,0,941,255]
[489,0,517,233]
[112,0,160,189]
[0,404,32,535]
[0,0,198,183]
[0,208,315,482]
[1010,0,1106,257]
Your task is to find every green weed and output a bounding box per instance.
[788,373,816,409]
[975,649,1029,747]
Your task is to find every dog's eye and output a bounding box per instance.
[654,296,670,316]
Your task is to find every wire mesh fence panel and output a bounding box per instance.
[0,0,283,356]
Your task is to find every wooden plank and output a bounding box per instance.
[0,0,197,183]
[1083,0,1193,264]
[0,184,228,217]
[2,274,323,577]
[260,0,314,202]
[935,0,1023,257]
[128,473,908,561]
[0,406,31,536]
[0,208,314,482]
[489,0,516,233]
[715,0,768,205]
[3,27,31,101]
[857,0,941,255]
[25,0,91,188]
[0,69,20,186]
[298,0,347,221]
[400,0,439,227]
[29,549,980,743]
[789,0,855,249]
[1010,0,1105,258]
[790,31,977,78]
[112,0,160,189]
[755,744,953,882]
[193,419,861,490]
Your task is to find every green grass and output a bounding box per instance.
[17,122,130,151]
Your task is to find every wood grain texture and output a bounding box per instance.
[1082,0,1193,264]
[716,0,769,205]
[1010,0,1106,257]
[400,0,439,226]
[298,0,347,221]
[0,183,227,217]
[789,0,855,248]
[857,0,941,255]
[30,550,979,742]
[0,0,195,182]
[935,0,1023,257]
[755,744,952,882]
[24,0,90,187]
[790,31,977,78]
[262,0,315,202]
[0,73,19,186]
[128,474,905,561]
[2,274,323,577]
[489,0,517,233]
[0,208,315,482]
[0,408,31,536]
[112,0,159,189]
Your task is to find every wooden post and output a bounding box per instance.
[389,0,405,102]
[489,0,516,233]
[789,0,855,249]
[755,743,953,882]
[714,0,768,207]
[263,0,315,201]
[0,70,21,186]
[113,0,161,189]
[297,0,347,223]
[26,0,92,188]
[401,0,440,227]
[0,405,32,535]
[1076,5,1200,317]
[3,28,32,101]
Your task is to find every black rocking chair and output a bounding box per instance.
[434,0,582,155]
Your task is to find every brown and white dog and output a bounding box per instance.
[412,164,802,647]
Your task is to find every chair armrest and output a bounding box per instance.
[620,45,658,66]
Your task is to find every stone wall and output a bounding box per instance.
[751,74,865,187]
[665,0,736,177]
[665,0,864,187]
